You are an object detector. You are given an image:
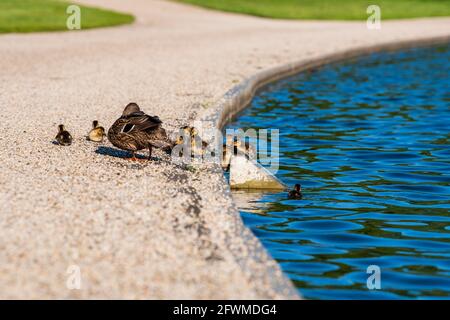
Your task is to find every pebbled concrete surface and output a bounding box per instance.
[0,0,449,299]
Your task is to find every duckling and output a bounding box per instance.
[55,124,73,146]
[288,184,302,200]
[233,137,256,158]
[190,127,209,156]
[221,143,232,170]
[175,126,193,146]
[220,136,256,170]
[175,126,208,157]
[107,103,173,161]
[88,120,106,142]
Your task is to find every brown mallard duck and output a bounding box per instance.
[107,103,173,161]
[288,184,302,199]
[175,126,208,157]
[55,124,73,146]
[88,120,106,142]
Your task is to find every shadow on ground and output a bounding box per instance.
[96,146,165,162]
[96,146,141,159]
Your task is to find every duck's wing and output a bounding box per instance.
[121,112,162,134]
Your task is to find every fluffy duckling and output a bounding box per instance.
[221,143,232,170]
[107,103,173,161]
[221,136,256,170]
[190,127,209,156]
[55,124,73,146]
[175,126,208,157]
[175,126,194,146]
[88,120,106,142]
[190,127,209,150]
[233,137,256,158]
[288,184,302,200]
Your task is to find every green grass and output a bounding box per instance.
[0,0,134,33]
[176,0,450,20]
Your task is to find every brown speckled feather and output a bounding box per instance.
[108,104,173,153]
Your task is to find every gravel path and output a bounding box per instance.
[0,0,449,299]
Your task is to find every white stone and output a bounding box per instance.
[229,154,286,190]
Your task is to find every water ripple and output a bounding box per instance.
[227,44,450,299]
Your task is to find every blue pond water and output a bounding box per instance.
[226,44,450,299]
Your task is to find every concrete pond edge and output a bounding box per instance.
[210,35,450,130]
[199,35,450,299]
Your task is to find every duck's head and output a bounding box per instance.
[58,124,65,132]
[190,127,199,137]
[294,184,302,192]
[92,120,99,128]
[233,137,248,150]
[184,126,194,135]
[234,137,253,151]
[122,102,140,116]
[175,135,184,145]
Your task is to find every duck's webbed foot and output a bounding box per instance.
[129,151,137,161]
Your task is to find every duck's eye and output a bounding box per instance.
[122,124,135,133]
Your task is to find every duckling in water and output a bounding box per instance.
[88,120,106,142]
[175,126,208,157]
[107,103,173,161]
[55,124,73,146]
[288,184,302,200]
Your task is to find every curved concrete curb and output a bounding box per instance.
[200,35,449,300]
[206,35,450,130]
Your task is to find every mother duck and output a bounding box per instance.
[108,103,173,161]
